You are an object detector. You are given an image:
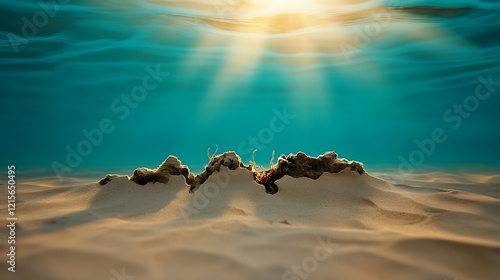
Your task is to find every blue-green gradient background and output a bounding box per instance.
[1,0,499,177]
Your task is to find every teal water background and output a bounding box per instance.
[1,0,499,177]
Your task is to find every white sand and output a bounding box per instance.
[1,168,500,280]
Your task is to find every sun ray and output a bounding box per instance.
[166,0,455,121]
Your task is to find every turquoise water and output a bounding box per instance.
[1,0,499,177]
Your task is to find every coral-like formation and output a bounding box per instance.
[98,174,124,185]
[189,152,251,193]
[126,156,193,186]
[253,152,365,194]
[98,151,365,194]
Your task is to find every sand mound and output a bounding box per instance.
[3,167,500,280]
[100,151,365,195]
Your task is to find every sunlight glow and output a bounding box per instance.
[170,0,453,117]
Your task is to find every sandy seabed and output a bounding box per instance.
[1,169,499,280]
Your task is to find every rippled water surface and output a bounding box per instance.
[1,0,499,174]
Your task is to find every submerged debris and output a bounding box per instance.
[98,151,365,194]
[189,152,251,193]
[252,152,365,194]
[98,174,123,185]
[279,219,291,225]
[129,156,194,186]
[253,166,279,194]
